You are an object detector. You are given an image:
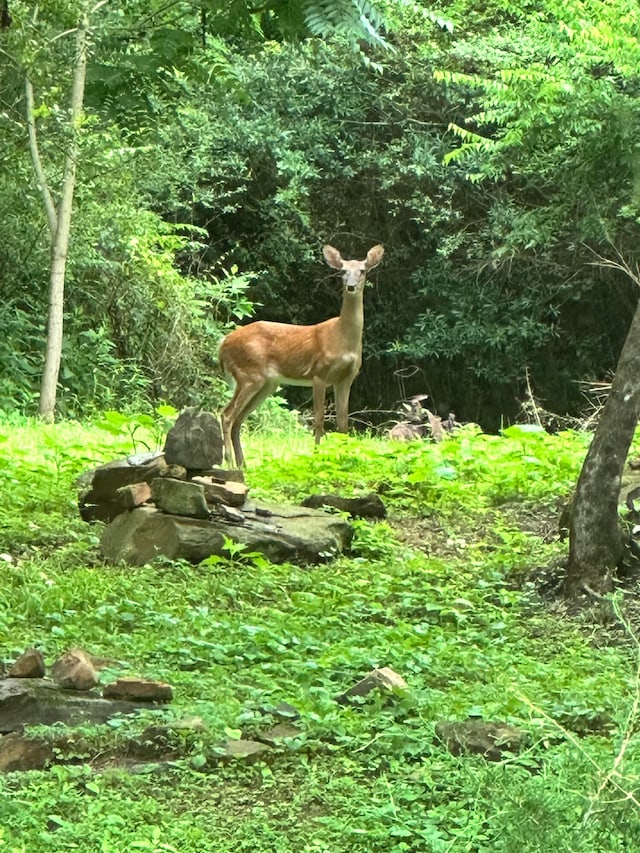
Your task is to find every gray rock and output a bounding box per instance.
[102,678,173,703]
[213,739,272,764]
[100,502,352,566]
[435,719,528,761]
[217,504,245,523]
[0,733,53,772]
[302,493,386,519]
[336,667,408,705]
[151,478,210,519]
[202,467,245,483]
[256,722,302,746]
[116,481,153,509]
[0,678,149,734]
[163,408,223,469]
[271,702,301,721]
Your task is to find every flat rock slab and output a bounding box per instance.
[435,719,528,761]
[302,493,387,519]
[213,739,273,764]
[100,501,353,566]
[0,678,158,734]
[256,722,302,746]
[103,678,173,702]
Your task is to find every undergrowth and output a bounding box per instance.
[1,415,639,852]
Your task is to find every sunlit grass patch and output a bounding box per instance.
[1,416,639,852]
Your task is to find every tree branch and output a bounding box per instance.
[24,75,58,238]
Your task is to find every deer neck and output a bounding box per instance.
[337,288,365,350]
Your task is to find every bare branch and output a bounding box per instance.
[587,242,640,287]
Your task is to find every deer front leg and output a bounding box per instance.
[312,377,328,444]
[334,380,352,434]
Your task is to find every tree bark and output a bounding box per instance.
[565,294,640,596]
[33,8,89,421]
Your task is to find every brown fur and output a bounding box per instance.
[219,244,384,466]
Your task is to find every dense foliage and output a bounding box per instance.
[1,417,640,850]
[1,0,640,426]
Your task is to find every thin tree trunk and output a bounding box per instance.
[565,293,640,597]
[35,8,89,421]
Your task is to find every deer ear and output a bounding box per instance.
[365,245,384,270]
[322,245,343,270]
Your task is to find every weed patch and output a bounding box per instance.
[1,419,639,851]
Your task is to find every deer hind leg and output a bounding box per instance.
[312,377,328,444]
[221,378,277,467]
[334,380,352,434]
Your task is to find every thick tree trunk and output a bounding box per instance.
[33,9,88,421]
[565,295,640,597]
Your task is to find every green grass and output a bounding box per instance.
[1,416,640,851]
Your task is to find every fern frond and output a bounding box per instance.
[301,0,390,47]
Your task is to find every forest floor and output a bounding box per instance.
[1,419,640,853]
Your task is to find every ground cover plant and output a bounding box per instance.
[1,415,640,851]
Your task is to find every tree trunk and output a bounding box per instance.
[34,8,89,421]
[565,295,640,597]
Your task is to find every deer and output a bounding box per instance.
[218,243,385,467]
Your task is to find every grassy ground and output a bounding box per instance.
[1,415,640,852]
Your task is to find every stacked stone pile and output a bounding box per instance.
[78,409,354,566]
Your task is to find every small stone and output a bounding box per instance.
[151,478,210,519]
[102,677,173,703]
[272,702,301,721]
[216,504,245,524]
[161,465,188,480]
[8,648,46,678]
[117,481,152,509]
[192,477,248,508]
[215,739,272,763]
[302,493,386,519]
[336,667,408,704]
[203,467,245,484]
[435,719,528,761]
[256,722,302,746]
[0,733,53,772]
[51,648,99,691]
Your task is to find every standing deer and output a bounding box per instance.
[219,243,385,467]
